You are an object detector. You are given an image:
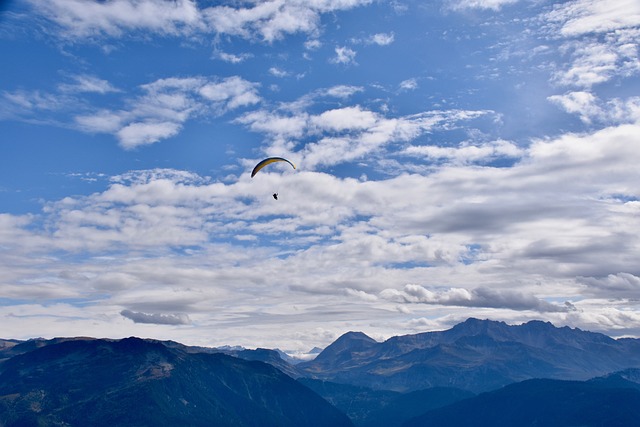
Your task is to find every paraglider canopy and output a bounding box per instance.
[251,157,296,178]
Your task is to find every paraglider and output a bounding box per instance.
[251,157,296,200]
[250,157,296,177]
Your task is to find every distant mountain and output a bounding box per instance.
[235,347,302,378]
[298,318,640,392]
[303,331,379,373]
[403,378,640,427]
[588,367,640,390]
[0,337,352,427]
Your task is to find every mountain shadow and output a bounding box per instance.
[403,377,640,427]
[299,378,474,427]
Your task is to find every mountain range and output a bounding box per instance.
[297,317,640,392]
[2,318,640,426]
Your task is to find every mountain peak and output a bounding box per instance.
[321,331,377,355]
[301,331,377,372]
[449,318,509,336]
[338,331,376,342]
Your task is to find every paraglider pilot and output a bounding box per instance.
[251,157,296,202]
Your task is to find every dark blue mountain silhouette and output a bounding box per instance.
[0,337,352,427]
[403,377,640,427]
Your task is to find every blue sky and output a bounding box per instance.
[1,0,639,354]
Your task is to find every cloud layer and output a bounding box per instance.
[1,0,639,352]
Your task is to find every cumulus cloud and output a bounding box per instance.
[269,67,290,78]
[331,46,357,65]
[4,0,640,348]
[543,0,640,89]
[321,85,364,99]
[121,309,191,325]
[117,121,182,149]
[553,41,621,88]
[237,105,492,169]
[404,139,523,165]
[548,92,640,125]
[399,78,418,91]
[3,121,640,346]
[198,76,261,110]
[369,32,394,45]
[203,0,374,43]
[31,0,202,38]
[546,0,640,37]
[3,74,261,149]
[74,75,260,149]
[29,0,373,43]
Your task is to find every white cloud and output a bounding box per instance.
[369,32,394,45]
[548,92,640,125]
[238,106,492,170]
[321,85,363,99]
[352,32,395,46]
[117,121,182,149]
[29,0,374,43]
[269,67,290,78]
[554,41,621,88]
[543,0,640,89]
[548,91,599,123]
[547,0,640,37]
[310,106,378,132]
[235,110,309,139]
[75,110,124,133]
[404,139,523,165]
[214,50,253,63]
[32,0,202,38]
[1,90,68,118]
[331,46,357,65]
[3,121,640,347]
[198,76,261,109]
[5,0,640,349]
[58,74,120,94]
[305,39,322,50]
[72,75,261,149]
[202,0,373,42]
[447,0,518,11]
[399,78,418,91]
